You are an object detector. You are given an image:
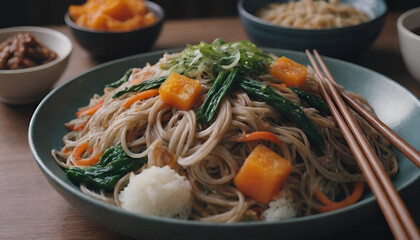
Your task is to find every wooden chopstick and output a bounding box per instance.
[342,95,420,168]
[306,50,420,240]
[312,50,420,239]
[306,50,406,239]
[312,52,420,168]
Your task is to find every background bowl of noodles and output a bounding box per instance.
[28,48,420,239]
[237,0,387,58]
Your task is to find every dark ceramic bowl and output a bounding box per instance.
[65,1,164,61]
[238,0,387,58]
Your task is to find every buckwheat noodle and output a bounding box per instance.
[257,0,370,29]
[52,51,398,222]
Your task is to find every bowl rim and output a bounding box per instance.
[397,7,420,41]
[64,0,165,34]
[0,26,72,74]
[237,0,388,32]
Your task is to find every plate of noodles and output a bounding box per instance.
[29,39,420,239]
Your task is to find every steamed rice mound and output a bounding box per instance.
[119,166,193,219]
[261,188,296,221]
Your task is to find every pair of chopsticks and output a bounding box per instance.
[306,50,420,240]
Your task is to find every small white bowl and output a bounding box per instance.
[0,26,72,105]
[397,7,420,83]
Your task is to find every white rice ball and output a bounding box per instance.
[261,188,296,221]
[119,166,193,219]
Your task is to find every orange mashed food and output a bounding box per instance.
[69,0,157,32]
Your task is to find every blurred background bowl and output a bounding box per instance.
[65,1,164,61]
[397,7,420,83]
[237,0,387,58]
[0,26,72,105]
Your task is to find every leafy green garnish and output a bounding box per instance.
[113,76,167,98]
[289,87,330,115]
[65,144,146,191]
[161,38,273,80]
[238,76,324,151]
[106,69,132,88]
[196,69,238,123]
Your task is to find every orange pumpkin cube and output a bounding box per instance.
[101,0,134,21]
[69,5,88,20]
[75,14,89,27]
[126,0,147,15]
[143,12,156,26]
[159,73,202,110]
[68,0,155,31]
[89,12,108,30]
[106,15,143,32]
[270,56,307,87]
[234,144,292,204]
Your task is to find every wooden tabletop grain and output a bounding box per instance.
[1,14,419,240]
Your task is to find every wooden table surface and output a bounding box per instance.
[1,13,419,239]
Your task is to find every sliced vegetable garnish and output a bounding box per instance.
[238,76,324,150]
[75,152,102,166]
[234,144,292,204]
[161,38,273,79]
[113,76,167,98]
[76,98,105,117]
[65,119,88,132]
[105,69,132,88]
[236,131,282,147]
[122,89,159,109]
[71,142,90,161]
[70,142,102,166]
[196,69,238,123]
[315,182,365,213]
[66,144,146,191]
[289,86,330,115]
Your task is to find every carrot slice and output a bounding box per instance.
[236,131,282,147]
[314,187,334,206]
[234,144,292,204]
[315,182,365,213]
[131,78,144,85]
[121,89,159,109]
[65,119,89,132]
[66,124,79,131]
[270,56,307,87]
[75,152,102,166]
[270,83,288,89]
[71,142,102,166]
[76,98,105,117]
[168,154,178,169]
[72,142,90,160]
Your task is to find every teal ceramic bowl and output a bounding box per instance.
[238,0,387,58]
[29,48,419,239]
